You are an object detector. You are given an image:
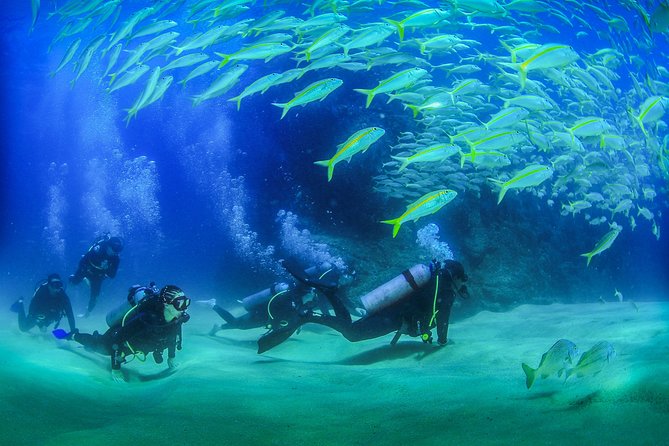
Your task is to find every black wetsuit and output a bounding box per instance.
[258,263,467,353]
[311,272,456,343]
[70,240,120,313]
[16,284,76,333]
[213,283,315,331]
[72,297,189,370]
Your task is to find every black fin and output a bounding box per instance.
[257,324,299,354]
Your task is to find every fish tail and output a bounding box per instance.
[124,109,136,127]
[215,52,230,68]
[519,65,527,90]
[521,363,536,389]
[406,104,420,118]
[228,95,242,111]
[383,18,404,41]
[314,160,334,181]
[489,181,507,205]
[459,150,467,168]
[353,88,375,108]
[390,155,409,172]
[580,252,593,267]
[380,218,402,238]
[499,39,514,62]
[271,102,288,119]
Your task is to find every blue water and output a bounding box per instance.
[1,2,668,314]
[2,2,669,445]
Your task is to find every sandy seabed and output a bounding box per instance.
[1,300,668,446]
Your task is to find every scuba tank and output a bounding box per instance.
[105,283,158,327]
[240,262,336,311]
[240,282,291,312]
[360,264,432,314]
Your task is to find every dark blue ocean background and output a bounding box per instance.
[2,2,669,446]
[1,0,668,316]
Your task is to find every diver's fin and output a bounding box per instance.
[257,324,300,354]
[282,259,337,292]
[390,330,402,345]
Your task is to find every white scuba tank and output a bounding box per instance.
[106,301,133,327]
[105,286,153,327]
[360,264,432,314]
[240,282,290,311]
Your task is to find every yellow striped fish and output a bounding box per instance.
[382,189,457,237]
[315,127,385,181]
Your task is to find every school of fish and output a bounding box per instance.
[32,0,667,256]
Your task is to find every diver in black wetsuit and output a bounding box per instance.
[55,285,190,382]
[257,260,469,354]
[10,273,76,334]
[206,262,349,336]
[69,234,123,316]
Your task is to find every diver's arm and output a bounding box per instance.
[435,290,456,345]
[62,293,76,332]
[106,255,120,278]
[165,324,181,369]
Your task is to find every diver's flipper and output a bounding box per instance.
[52,329,71,340]
[257,324,299,354]
[212,306,237,325]
[9,299,23,313]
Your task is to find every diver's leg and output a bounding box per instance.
[87,277,103,314]
[319,290,352,323]
[212,305,238,325]
[341,312,401,342]
[71,330,113,356]
[17,308,37,332]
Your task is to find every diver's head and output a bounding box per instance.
[441,260,467,282]
[160,285,190,321]
[107,236,123,254]
[47,273,64,294]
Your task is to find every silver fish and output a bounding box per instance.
[566,341,615,380]
[522,339,579,389]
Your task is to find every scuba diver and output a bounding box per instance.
[206,262,351,336]
[257,259,469,354]
[10,273,76,335]
[69,234,123,317]
[53,284,190,382]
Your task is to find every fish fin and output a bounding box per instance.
[215,52,230,68]
[383,18,404,41]
[228,95,242,110]
[353,88,374,108]
[521,363,536,389]
[580,252,593,267]
[271,102,288,119]
[380,218,401,238]
[390,155,409,172]
[405,104,420,118]
[314,160,333,181]
[497,186,508,205]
